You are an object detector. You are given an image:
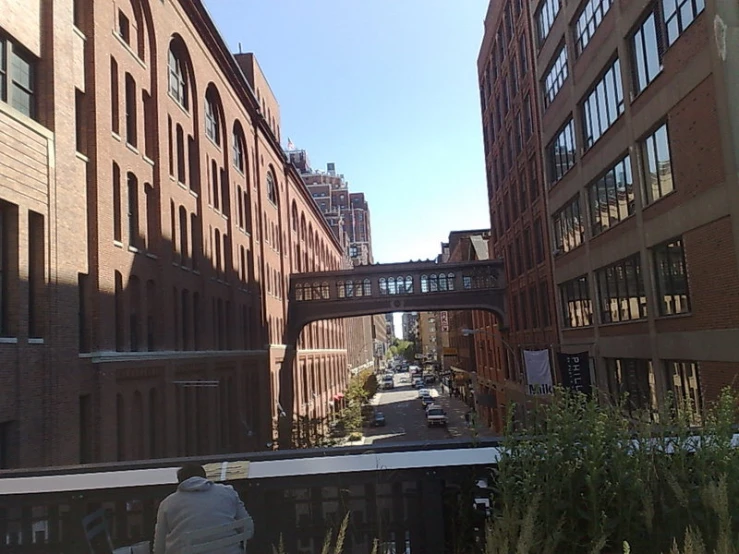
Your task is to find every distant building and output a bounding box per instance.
[402,312,420,343]
[418,312,440,361]
[287,154,373,267]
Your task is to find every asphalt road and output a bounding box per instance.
[363,372,475,445]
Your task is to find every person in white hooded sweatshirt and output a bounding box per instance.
[154,464,254,554]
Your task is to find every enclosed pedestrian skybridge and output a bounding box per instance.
[287,258,508,336]
[278,259,507,448]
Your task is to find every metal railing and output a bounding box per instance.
[0,438,502,554]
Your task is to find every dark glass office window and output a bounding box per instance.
[560,275,592,328]
[653,238,690,315]
[581,59,624,149]
[588,155,634,236]
[595,254,647,323]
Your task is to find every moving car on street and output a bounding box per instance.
[371,411,386,427]
[426,405,448,427]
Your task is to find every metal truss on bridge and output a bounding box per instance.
[278,259,507,448]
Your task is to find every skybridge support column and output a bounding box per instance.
[278,317,302,450]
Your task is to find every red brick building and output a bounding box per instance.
[477,0,559,430]
[0,0,349,468]
[533,0,739,415]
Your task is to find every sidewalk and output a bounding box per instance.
[434,385,497,439]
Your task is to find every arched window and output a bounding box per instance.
[439,273,448,291]
[168,41,189,109]
[211,160,219,210]
[205,99,219,143]
[266,170,277,205]
[429,274,439,292]
[291,201,298,231]
[300,213,306,241]
[232,123,246,171]
[379,277,388,295]
[404,275,413,293]
[447,272,456,290]
[115,271,124,351]
[363,278,372,296]
[176,124,186,184]
[214,229,222,275]
[421,274,429,292]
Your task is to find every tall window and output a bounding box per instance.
[519,35,528,75]
[548,119,576,184]
[124,73,137,147]
[0,37,35,118]
[0,204,8,336]
[605,358,656,415]
[127,173,139,247]
[588,155,634,235]
[552,195,583,253]
[582,59,624,148]
[205,95,220,144]
[110,58,119,133]
[595,253,647,323]
[543,45,568,106]
[641,123,674,204]
[574,0,614,55]
[560,275,592,328]
[179,206,188,263]
[536,0,561,44]
[28,211,44,338]
[662,0,704,45]
[539,281,551,326]
[115,271,124,351]
[665,361,702,425]
[113,163,122,242]
[632,11,663,94]
[233,129,245,171]
[266,171,277,204]
[168,46,188,109]
[653,238,690,315]
[534,218,544,263]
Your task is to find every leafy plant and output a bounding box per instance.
[488,388,739,554]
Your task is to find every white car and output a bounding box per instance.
[417,388,430,398]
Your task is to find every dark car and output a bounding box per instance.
[372,412,386,427]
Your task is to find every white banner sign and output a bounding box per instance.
[523,349,553,395]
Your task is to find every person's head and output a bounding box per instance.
[177,463,206,483]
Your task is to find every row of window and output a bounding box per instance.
[512,280,553,331]
[560,237,689,328]
[112,272,261,353]
[605,358,702,425]
[489,161,541,238]
[541,0,705,175]
[0,202,44,339]
[551,122,673,252]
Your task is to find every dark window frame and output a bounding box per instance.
[581,58,624,149]
[653,237,690,316]
[587,154,634,236]
[560,275,592,328]
[595,253,647,324]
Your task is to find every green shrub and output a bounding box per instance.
[487,388,739,554]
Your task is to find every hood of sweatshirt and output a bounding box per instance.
[177,476,213,492]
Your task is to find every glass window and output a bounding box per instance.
[537,0,561,44]
[605,358,657,416]
[588,155,634,235]
[168,47,188,109]
[552,195,583,253]
[205,97,219,144]
[641,123,674,204]
[519,35,528,75]
[232,132,245,171]
[595,253,647,323]
[574,0,615,55]
[9,48,33,117]
[664,360,702,425]
[581,59,624,149]
[266,171,277,204]
[548,119,576,184]
[662,0,705,46]
[632,11,663,94]
[524,97,533,138]
[543,45,568,106]
[653,238,690,315]
[559,275,592,328]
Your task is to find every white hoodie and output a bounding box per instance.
[153,476,254,554]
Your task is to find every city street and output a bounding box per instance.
[362,372,493,445]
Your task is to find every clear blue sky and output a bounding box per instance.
[204,0,491,265]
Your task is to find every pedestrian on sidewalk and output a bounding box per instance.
[154,464,254,554]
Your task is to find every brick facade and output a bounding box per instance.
[533,0,739,414]
[0,0,349,468]
[477,0,559,431]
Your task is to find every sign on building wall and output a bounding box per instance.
[557,352,592,395]
[440,311,449,332]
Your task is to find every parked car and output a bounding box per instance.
[371,412,386,427]
[426,405,448,427]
